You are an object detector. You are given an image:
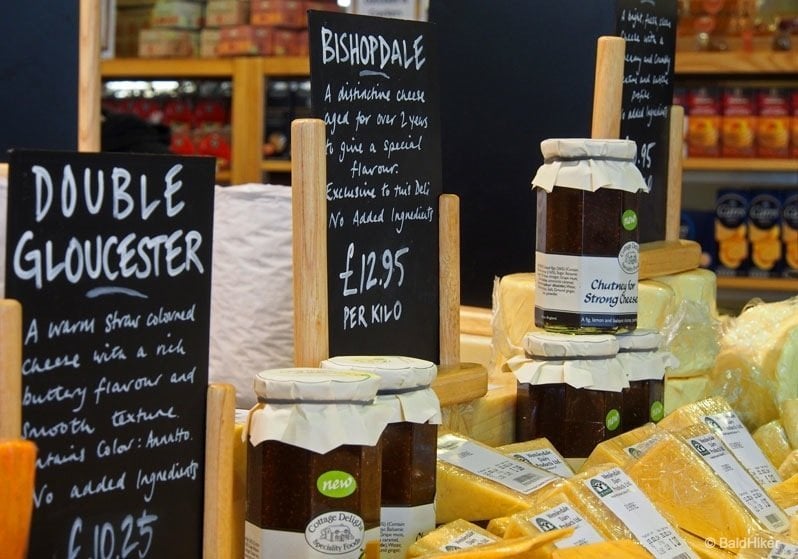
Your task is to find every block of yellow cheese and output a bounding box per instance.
[766,473,798,513]
[441,374,516,447]
[679,529,737,559]
[664,373,711,415]
[659,397,782,488]
[412,530,573,559]
[752,419,792,469]
[550,539,652,559]
[780,398,798,449]
[579,423,661,472]
[653,268,718,317]
[496,437,574,478]
[436,432,563,524]
[707,297,798,431]
[407,519,500,557]
[780,450,798,480]
[626,429,779,553]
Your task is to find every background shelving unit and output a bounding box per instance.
[674,49,798,310]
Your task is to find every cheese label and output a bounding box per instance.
[768,541,798,559]
[624,435,660,459]
[532,503,605,548]
[687,433,789,533]
[245,520,379,559]
[510,449,574,478]
[380,503,435,557]
[585,467,697,559]
[438,435,558,494]
[439,529,494,551]
[704,411,782,487]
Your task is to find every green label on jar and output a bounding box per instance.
[621,209,638,231]
[605,409,621,431]
[650,400,664,422]
[317,470,357,498]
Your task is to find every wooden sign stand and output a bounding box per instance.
[290,118,488,407]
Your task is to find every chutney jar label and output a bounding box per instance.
[534,248,638,330]
[244,514,378,559]
[380,503,435,557]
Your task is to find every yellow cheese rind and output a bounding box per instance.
[407,519,499,558]
[626,430,763,552]
[549,539,651,558]
[753,419,792,469]
[414,529,573,559]
[496,437,574,477]
[579,423,661,473]
[658,396,732,433]
[766,473,798,512]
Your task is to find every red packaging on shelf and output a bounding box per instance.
[721,87,756,158]
[687,87,721,158]
[756,88,791,159]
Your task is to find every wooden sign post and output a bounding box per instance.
[4,150,216,558]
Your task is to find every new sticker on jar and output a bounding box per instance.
[244,368,394,559]
[531,139,648,334]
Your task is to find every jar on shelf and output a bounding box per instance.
[531,138,648,334]
[617,329,679,431]
[321,355,441,559]
[510,331,628,458]
[245,368,393,559]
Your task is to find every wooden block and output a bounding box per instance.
[639,239,702,280]
[0,300,22,439]
[432,362,488,407]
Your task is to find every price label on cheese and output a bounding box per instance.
[585,467,697,559]
[532,503,604,548]
[440,530,495,551]
[687,433,788,533]
[438,435,558,495]
[510,449,573,478]
[768,541,798,559]
[704,412,781,487]
[624,435,660,459]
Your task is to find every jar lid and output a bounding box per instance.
[320,355,437,390]
[616,329,662,352]
[531,138,648,194]
[253,368,380,403]
[523,332,619,359]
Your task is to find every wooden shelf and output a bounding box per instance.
[717,276,798,292]
[675,51,798,74]
[101,57,235,77]
[684,158,798,172]
[262,159,292,173]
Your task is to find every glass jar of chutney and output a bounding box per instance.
[321,356,441,558]
[616,329,678,431]
[245,368,394,559]
[531,138,648,334]
[510,331,628,458]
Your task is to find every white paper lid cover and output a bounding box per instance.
[616,329,662,351]
[320,355,437,390]
[253,368,380,402]
[523,331,619,359]
[531,138,649,194]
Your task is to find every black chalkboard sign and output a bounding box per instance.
[617,0,677,242]
[5,150,215,559]
[309,11,442,363]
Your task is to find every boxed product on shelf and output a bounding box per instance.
[150,0,205,29]
[783,190,798,278]
[272,28,308,55]
[116,4,155,57]
[200,27,222,57]
[748,190,783,277]
[680,209,715,269]
[756,88,791,159]
[205,0,250,27]
[250,0,308,28]
[138,28,200,57]
[216,24,273,55]
[721,87,756,158]
[714,188,750,276]
[687,87,721,157]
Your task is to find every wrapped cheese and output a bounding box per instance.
[766,473,798,513]
[626,429,784,553]
[707,297,798,431]
[736,531,798,559]
[496,437,574,478]
[664,374,711,415]
[441,374,517,447]
[752,419,792,469]
[435,432,562,523]
[550,540,652,558]
[412,530,573,559]
[678,530,737,559]
[781,398,798,449]
[659,397,782,488]
[579,422,662,472]
[407,519,500,557]
[780,450,798,480]
[653,268,718,317]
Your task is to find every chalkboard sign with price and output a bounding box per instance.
[617,0,677,242]
[5,150,215,559]
[309,11,442,363]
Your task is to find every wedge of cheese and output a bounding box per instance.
[550,540,652,558]
[579,423,661,472]
[766,473,798,512]
[752,419,792,469]
[496,437,574,478]
[486,516,512,538]
[664,374,711,415]
[413,530,573,559]
[779,450,798,480]
[658,396,731,432]
[708,298,798,431]
[407,519,500,557]
[436,432,563,523]
[626,430,773,552]
[441,374,517,447]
